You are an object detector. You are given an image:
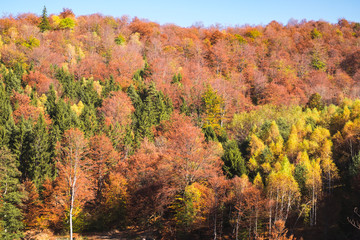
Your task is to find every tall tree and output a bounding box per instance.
[28,114,52,187]
[56,128,92,240]
[202,85,225,132]
[222,140,246,178]
[0,81,14,147]
[38,6,51,32]
[0,147,24,239]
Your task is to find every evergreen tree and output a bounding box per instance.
[29,115,52,188]
[0,81,14,147]
[0,146,24,239]
[78,79,102,107]
[101,75,120,98]
[45,84,57,119]
[79,104,98,137]
[38,6,51,32]
[3,69,21,94]
[9,117,32,180]
[55,68,78,100]
[222,140,247,178]
[127,83,173,143]
[203,125,218,142]
[305,93,324,111]
[53,99,79,133]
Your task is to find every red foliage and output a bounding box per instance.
[99,91,134,127]
[11,92,42,124]
[88,134,119,199]
[22,180,42,229]
[23,71,53,95]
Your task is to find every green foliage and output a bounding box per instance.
[38,6,51,32]
[0,147,24,239]
[0,81,14,146]
[101,76,120,98]
[311,51,326,70]
[245,29,262,39]
[52,99,79,133]
[127,82,172,144]
[222,140,246,178]
[28,115,53,187]
[203,125,218,142]
[311,28,322,39]
[55,68,79,100]
[79,104,98,137]
[2,68,22,94]
[234,34,247,44]
[18,36,40,50]
[171,73,183,85]
[349,152,360,177]
[59,18,76,30]
[202,85,225,132]
[294,163,308,194]
[114,34,126,45]
[78,78,102,107]
[9,117,32,180]
[306,93,324,111]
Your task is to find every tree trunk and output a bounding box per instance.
[269,196,272,236]
[70,176,76,240]
[236,209,240,240]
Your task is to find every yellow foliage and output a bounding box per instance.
[253,172,264,190]
[261,162,272,174]
[93,81,102,96]
[71,101,84,116]
[249,134,265,157]
[248,157,258,172]
[286,125,299,158]
[269,136,284,156]
[51,15,61,28]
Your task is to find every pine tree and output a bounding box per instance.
[222,140,246,178]
[0,81,14,147]
[38,6,51,32]
[9,117,32,180]
[79,104,98,137]
[53,99,79,133]
[0,147,24,239]
[28,115,52,188]
[45,84,57,119]
[3,69,21,94]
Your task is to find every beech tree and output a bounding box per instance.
[56,128,92,240]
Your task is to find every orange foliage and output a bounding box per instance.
[99,91,134,127]
[11,92,43,124]
[22,180,42,229]
[23,71,53,95]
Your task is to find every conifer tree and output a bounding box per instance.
[45,84,57,119]
[79,104,98,137]
[222,140,246,178]
[3,69,21,94]
[28,115,52,187]
[0,81,14,147]
[38,6,51,32]
[0,146,24,239]
[9,117,32,180]
[202,85,225,132]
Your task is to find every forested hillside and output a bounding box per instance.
[1,7,360,239]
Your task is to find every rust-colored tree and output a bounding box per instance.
[55,128,93,240]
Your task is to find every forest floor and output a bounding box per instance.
[25,228,155,240]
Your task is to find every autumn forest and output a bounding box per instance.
[1,7,360,240]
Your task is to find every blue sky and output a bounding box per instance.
[2,0,360,27]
